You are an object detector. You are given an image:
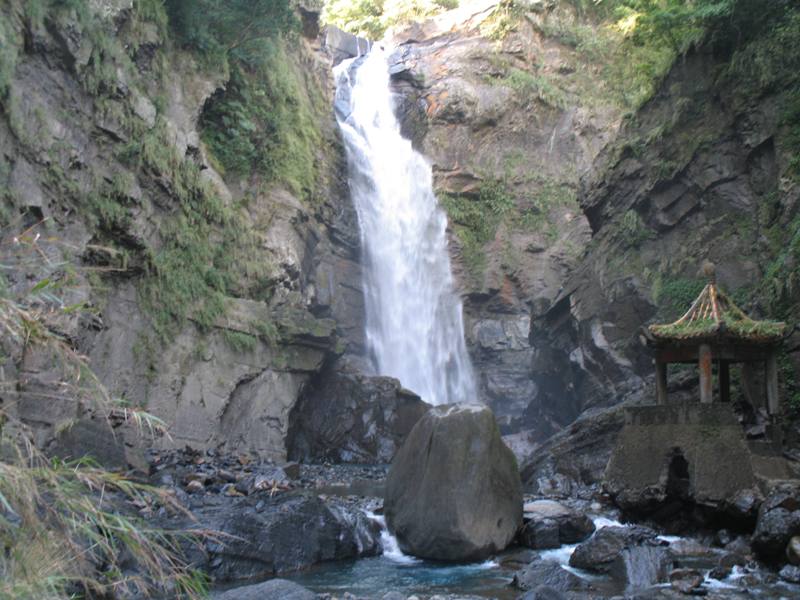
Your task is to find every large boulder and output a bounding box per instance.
[384,404,522,561]
[160,492,381,581]
[518,500,595,549]
[752,482,800,562]
[512,559,589,592]
[213,579,316,600]
[569,525,671,588]
[288,368,430,463]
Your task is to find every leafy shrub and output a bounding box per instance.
[165,0,298,64]
[500,68,567,109]
[652,276,705,320]
[618,209,653,248]
[199,43,322,198]
[322,0,459,39]
[0,10,18,102]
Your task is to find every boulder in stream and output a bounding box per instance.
[569,525,671,588]
[512,558,589,592]
[214,579,316,600]
[518,500,595,549]
[160,492,381,581]
[384,404,522,561]
[752,504,800,562]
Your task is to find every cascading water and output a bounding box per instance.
[334,49,477,406]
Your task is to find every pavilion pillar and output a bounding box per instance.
[719,361,730,403]
[655,361,668,405]
[766,351,780,415]
[699,344,713,404]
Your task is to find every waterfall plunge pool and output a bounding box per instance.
[286,554,518,599]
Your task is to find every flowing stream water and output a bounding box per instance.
[334,49,476,406]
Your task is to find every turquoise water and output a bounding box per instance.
[286,554,521,599]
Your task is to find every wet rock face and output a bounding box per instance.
[520,405,627,497]
[752,483,800,563]
[386,4,800,443]
[512,558,588,593]
[384,404,522,561]
[287,366,431,464]
[518,500,595,549]
[569,525,671,588]
[160,492,381,582]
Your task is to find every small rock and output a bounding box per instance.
[217,469,237,483]
[519,518,560,549]
[787,535,800,565]
[717,551,746,570]
[381,593,406,600]
[222,484,242,497]
[780,564,800,584]
[283,461,302,480]
[520,500,595,549]
[708,565,731,580]
[185,480,204,494]
[713,529,733,547]
[670,568,704,594]
[569,525,659,573]
[182,472,209,485]
[752,507,800,560]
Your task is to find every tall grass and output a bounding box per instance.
[0,218,207,599]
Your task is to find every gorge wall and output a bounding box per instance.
[383,0,800,467]
[2,0,799,471]
[0,0,365,462]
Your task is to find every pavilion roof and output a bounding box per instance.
[649,282,786,345]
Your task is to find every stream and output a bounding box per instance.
[285,510,800,599]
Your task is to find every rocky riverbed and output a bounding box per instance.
[129,448,800,599]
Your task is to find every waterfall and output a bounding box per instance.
[334,49,477,406]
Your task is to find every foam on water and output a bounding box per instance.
[365,512,419,564]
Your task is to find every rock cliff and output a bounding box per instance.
[0,0,363,461]
[3,0,799,470]
[384,0,800,465]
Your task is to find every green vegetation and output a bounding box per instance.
[200,43,322,197]
[480,0,524,41]
[440,179,515,279]
[617,209,653,248]
[0,9,18,101]
[223,330,259,353]
[498,68,566,109]
[440,175,576,280]
[165,0,297,65]
[323,0,459,39]
[651,315,785,340]
[651,276,705,320]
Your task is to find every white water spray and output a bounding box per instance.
[334,49,477,406]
